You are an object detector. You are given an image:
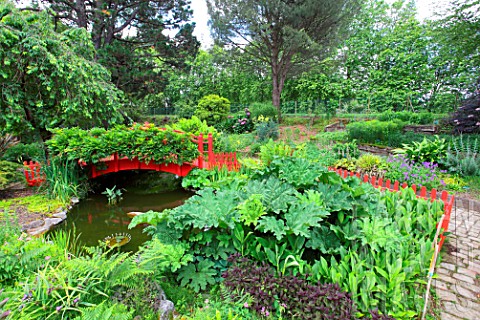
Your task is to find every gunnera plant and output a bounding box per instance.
[222,254,355,319]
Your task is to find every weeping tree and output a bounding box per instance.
[207,0,360,121]
[0,2,123,141]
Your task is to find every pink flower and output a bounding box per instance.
[244,302,249,308]
[45,256,51,261]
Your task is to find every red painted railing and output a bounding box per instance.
[23,161,45,187]
[329,167,454,251]
[24,133,240,183]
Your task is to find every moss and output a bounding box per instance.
[0,195,64,214]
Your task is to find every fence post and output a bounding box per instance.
[208,133,214,169]
[197,134,204,169]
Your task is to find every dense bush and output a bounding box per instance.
[255,120,279,142]
[1,142,45,163]
[346,120,404,145]
[377,111,441,124]
[393,135,447,164]
[218,108,254,134]
[195,94,231,126]
[174,100,197,118]
[249,102,278,119]
[0,161,24,190]
[47,123,199,165]
[448,94,480,134]
[440,136,480,176]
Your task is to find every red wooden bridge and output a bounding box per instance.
[82,133,238,178]
[23,133,239,184]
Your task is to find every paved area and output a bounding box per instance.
[434,202,480,319]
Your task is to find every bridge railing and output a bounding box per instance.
[195,133,240,171]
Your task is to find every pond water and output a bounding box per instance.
[54,190,192,251]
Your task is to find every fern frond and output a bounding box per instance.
[75,301,134,320]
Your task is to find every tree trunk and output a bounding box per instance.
[272,74,282,123]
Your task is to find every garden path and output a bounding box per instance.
[435,199,480,319]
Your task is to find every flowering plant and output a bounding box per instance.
[219,108,254,134]
[384,155,445,190]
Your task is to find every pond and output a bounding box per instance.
[54,189,192,251]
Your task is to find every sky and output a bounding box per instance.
[190,0,452,49]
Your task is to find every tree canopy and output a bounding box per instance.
[207,0,360,121]
[0,1,123,140]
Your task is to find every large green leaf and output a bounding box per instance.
[284,202,329,238]
[306,225,344,254]
[240,176,298,213]
[256,216,286,241]
[178,259,217,292]
[174,188,239,229]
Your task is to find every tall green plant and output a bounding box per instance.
[41,158,87,204]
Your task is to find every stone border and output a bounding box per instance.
[21,197,79,236]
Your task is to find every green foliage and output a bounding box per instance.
[219,108,254,134]
[0,134,18,158]
[255,121,279,142]
[315,131,348,146]
[174,100,198,118]
[393,135,447,164]
[0,161,24,190]
[334,158,357,172]
[332,140,360,159]
[441,136,480,176]
[75,301,134,320]
[172,116,219,138]
[346,120,404,145]
[195,95,231,126]
[237,194,266,227]
[377,111,439,124]
[356,154,388,176]
[47,123,199,165]
[40,157,87,204]
[178,259,217,292]
[102,186,124,206]
[1,143,44,163]
[259,140,293,165]
[0,3,123,139]
[249,102,278,119]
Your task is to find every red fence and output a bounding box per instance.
[329,167,454,251]
[23,161,45,187]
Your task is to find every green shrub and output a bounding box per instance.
[255,120,279,142]
[40,158,88,204]
[172,116,219,138]
[346,119,404,145]
[1,142,45,163]
[0,134,19,158]
[195,94,230,126]
[0,160,24,190]
[393,135,447,164]
[315,131,348,146]
[440,136,480,176]
[174,100,197,119]
[332,140,360,159]
[47,124,200,165]
[259,140,293,164]
[218,108,254,134]
[249,102,277,119]
[377,111,440,125]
